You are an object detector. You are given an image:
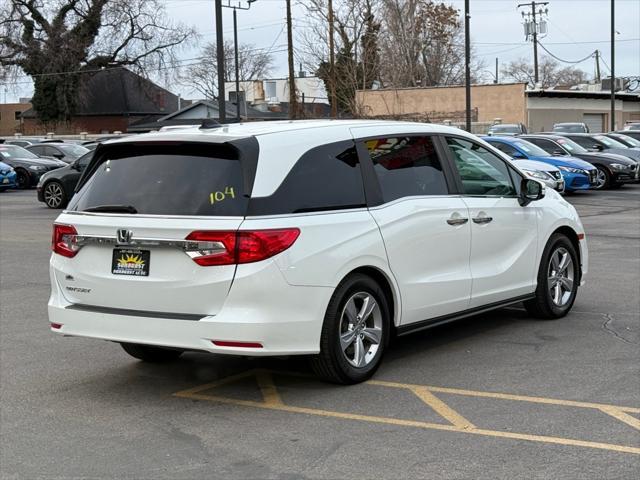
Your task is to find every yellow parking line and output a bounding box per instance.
[368,379,640,414]
[599,406,640,431]
[411,387,475,430]
[173,390,640,455]
[256,370,284,406]
[173,369,258,396]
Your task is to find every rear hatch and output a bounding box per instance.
[52,141,253,316]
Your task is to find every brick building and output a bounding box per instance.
[0,102,32,136]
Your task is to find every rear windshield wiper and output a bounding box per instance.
[83,204,138,214]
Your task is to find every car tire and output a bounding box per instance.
[524,233,579,320]
[43,181,67,209]
[594,165,610,190]
[120,343,184,362]
[15,169,30,189]
[311,274,390,384]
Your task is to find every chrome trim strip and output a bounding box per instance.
[65,304,205,321]
[74,234,226,254]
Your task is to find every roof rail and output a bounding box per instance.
[199,119,222,130]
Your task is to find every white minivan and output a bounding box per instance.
[49,120,588,383]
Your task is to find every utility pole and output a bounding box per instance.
[518,1,549,86]
[221,1,256,123]
[215,0,226,123]
[495,57,499,84]
[464,0,471,132]
[594,50,601,83]
[286,0,298,119]
[328,0,337,118]
[610,0,615,131]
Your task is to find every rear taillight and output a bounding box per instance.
[52,224,79,258]
[185,228,300,266]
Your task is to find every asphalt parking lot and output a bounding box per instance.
[1,187,638,479]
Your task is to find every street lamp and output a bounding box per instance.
[222,0,257,122]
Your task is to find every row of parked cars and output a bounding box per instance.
[1,127,639,208]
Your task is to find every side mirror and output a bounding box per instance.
[592,144,604,151]
[552,149,567,156]
[512,151,526,159]
[53,153,64,159]
[519,178,545,206]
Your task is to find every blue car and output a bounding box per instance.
[483,136,597,192]
[0,161,17,191]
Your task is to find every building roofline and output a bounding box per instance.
[356,82,528,93]
[526,89,640,101]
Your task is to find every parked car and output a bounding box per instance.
[0,161,17,191]
[0,145,67,188]
[37,152,93,208]
[486,123,527,136]
[552,123,590,133]
[622,122,640,131]
[482,136,597,192]
[551,133,640,163]
[27,143,89,163]
[520,134,638,189]
[604,132,640,149]
[48,120,588,384]
[3,137,45,147]
[614,130,640,141]
[505,159,564,192]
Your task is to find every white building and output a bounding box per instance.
[224,76,328,109]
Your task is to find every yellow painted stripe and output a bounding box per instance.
[173,391,640,455]
[173,369,259,396]
[411,387,475,430]
[256,370,284,406]
[368,379,640,414]
[599,407,640,431]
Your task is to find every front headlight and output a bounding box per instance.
[558,166,586,175]
[609,163,626,170]
[28,165,45,171]
[523,169,551,180]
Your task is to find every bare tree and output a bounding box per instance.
[501,56,589,88]
[182,41,274,101]
[379,0,484,88]
[0,0,194,122]
[298,0,381,116]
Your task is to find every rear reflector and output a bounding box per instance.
[50,323,63,330]
[52,224,79,258]
[186,228,300,266]
[212,340,263,348]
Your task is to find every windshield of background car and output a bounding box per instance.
[554,124,584,133]
[513,141,549,157]
[613,135,640,147]
[490,125,519,133]
[0,145,40,159]
[69,143,248,216]
[556,137,588,154]
[58,144,90,157]
[594,135,627,148]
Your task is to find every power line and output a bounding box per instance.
[536,41,596,64]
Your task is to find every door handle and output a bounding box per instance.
[447,215,469,226]
[472,215,493,224]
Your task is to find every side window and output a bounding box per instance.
[30,146,44,155]
[45,146,61,157]
[248,141,366,215]
[445,137,517,196]
[568,136,593,149]
[526,137,558,154]
[489,141,519,157]
[76,153,92,170]
[365,136,448,202]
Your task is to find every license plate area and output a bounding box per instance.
[111,248,150,277]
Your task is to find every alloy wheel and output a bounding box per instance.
[339,292,383,368]
[594,168,607,189]
[44,182,64,208]
[547,247,575,307]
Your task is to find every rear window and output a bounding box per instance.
[69,144,248,216]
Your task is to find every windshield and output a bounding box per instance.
[0,145,40,159]
[554,124,585,133]
[556,137,588,154]
[594,135,628,148]
[612,134,640,147]
[58,144,90,157]
[70,144,249,216]
[513,141,549,157]
[490,125,520,133]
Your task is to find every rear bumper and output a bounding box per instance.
[48,259,333,356]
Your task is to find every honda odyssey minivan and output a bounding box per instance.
[49,121,588,384]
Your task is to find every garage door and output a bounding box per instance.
[583,113,604,133]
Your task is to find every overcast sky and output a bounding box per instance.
[4,0,639,102]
